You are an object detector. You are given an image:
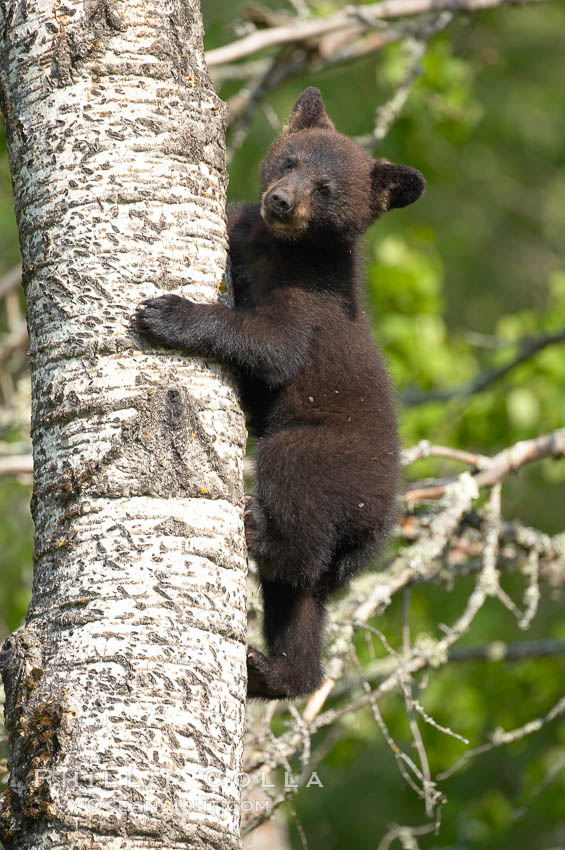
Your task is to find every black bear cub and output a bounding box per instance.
[135,87,425,699]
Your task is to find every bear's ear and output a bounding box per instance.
[285,87,335,133]
[371,160,426,216]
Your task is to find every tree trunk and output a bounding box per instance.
[0,1,247,848]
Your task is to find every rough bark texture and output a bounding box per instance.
[0,1,247,848]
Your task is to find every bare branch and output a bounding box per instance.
[223,0,510,152]
[206,0,545,67]
[403,428,565,501]
[0,454,33,477]
[224,15,440,149]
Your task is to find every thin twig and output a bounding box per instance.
[402,326,565,406]
[448,638,565,663]
[519,548,540,629]
[358,13,452,147]
[400,588,437,819]
[436,694,565,780]
[350,649,429,798]
[412,701,469,745]
[287,801,309,850]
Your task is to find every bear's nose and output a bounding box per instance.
[268,188,293,216]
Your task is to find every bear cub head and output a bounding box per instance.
[260,87,425,241]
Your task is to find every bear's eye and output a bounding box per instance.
[281,157,296,172]
[315,185,331,199]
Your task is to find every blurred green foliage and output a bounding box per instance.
[1,1,564,848]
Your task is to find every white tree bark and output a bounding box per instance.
[0,1,247,848]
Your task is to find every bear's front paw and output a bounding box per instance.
[134,294,196,348]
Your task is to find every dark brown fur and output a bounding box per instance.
[134,88,425,699]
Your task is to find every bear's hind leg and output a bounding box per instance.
[247,580,326,699]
